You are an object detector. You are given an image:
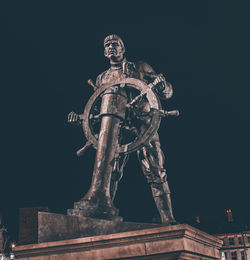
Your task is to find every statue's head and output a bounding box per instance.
[104,34,125,62]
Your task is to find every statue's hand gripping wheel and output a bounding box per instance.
[67,77,179,220]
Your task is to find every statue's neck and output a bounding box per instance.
[110,58,126,70]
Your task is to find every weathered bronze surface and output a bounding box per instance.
[68,34,179,224]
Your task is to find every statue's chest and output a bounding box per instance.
[101,70,126,85]
[100,68,140,85]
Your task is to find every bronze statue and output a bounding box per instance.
[68,34,178,224]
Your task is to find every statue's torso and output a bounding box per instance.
[96,60,159,138]
[96,60,142,87]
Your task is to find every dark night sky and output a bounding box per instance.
[0,1,250,239]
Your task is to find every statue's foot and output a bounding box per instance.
[79,200,119,220]
[161,218,178,225]
[68,196,121,221]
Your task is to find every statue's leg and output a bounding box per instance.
[137,136,176,224]
[110,154,129,201]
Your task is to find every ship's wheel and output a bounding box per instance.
[77,78,178,156]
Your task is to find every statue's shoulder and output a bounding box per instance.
[133,61,157,83]
[135,61,156,74]
[95,69,110,87]
[97,68,109,78]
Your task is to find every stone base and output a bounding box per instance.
[14,223,222,259]
[38,212,161,243]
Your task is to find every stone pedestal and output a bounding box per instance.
[38,212,161,242]
[14,218,222,259]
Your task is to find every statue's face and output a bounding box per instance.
[104,39,124,62]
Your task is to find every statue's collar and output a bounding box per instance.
[110,58,127,70]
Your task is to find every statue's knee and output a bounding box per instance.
[151,184,165,197]
[159,168,167,182]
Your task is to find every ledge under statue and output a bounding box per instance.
[13,35,223,260]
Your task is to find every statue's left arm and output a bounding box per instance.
[137,61,173,99]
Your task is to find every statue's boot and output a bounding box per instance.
[151,181,176,225]
[78,191,119,220]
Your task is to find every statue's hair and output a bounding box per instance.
[104,34,125,52]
